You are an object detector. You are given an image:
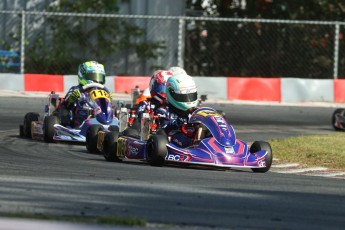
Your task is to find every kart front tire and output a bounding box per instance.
[23,112,40,138]
[86,124,103,153]
[250,141,273,173]
[146,134,168,167]
[332,108,345,131]
[44,115,59,143]
[103,131,121,162]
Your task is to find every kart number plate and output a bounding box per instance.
[90,90,109,100]
[196,109,219,117]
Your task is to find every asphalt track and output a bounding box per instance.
[0,95,344,230]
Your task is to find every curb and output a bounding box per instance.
[271,159,345,179]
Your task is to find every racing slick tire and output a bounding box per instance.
[131,119,141,131]
[86,124,103,153]
[103,131,121,162]
[146,134,168,167]
[155,128,167,136]
[250,141,273,173]
[43,115,59,143]
[19,125,24,137]
[22,112,40,138]
[332,108,345,131]
[58,104,71,127]
[109,125,119,132]
[122,128,140,138]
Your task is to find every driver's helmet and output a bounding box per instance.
[78,61,106,86]
[166,73,198,111]
[149,70,173,103]
[168,66,187,75]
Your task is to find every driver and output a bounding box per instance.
[63,61,112,127]
[136,70,173,122]
[156,73,199,147]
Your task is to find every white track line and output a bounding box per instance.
[276,167,327,174]
[309,172,345,177]
[272,163,299,168]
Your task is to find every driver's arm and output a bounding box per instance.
[64,86,82,107]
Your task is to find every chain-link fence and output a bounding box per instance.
[1,10,345,79]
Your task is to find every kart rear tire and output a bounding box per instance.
[155,128,167,136]
[44,115,59,143]
[86,124,103,153]
[146,134,168,167]
[103,131,121,162]
[109,125,119,132]
[19,125,24,137]
[250,141,273,173]
[23,112,40,138]
[131,119,141,130]
[122,128,139,138]
[58,104,71,127]
[332,108,345,131]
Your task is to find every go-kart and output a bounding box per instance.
[117,88,225,130]
[19,83,120,152]
[332,108,345,131]
[94,107,272,172]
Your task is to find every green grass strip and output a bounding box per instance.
[270,132,345,170]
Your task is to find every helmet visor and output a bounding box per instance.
[169,89,197,102]
[85,73,105,84]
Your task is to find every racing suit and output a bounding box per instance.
[136,98,163,122]
[155,104,195,148]
[63,85,111,127]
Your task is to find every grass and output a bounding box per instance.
[270,132,345,170]
[0,212,146,227]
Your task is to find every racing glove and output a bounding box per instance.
[68,89,81,104]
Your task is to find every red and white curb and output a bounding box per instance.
[271,159,345,179]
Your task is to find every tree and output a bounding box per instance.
[25,0,165,74]
[184,0,345,78]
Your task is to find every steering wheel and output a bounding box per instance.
[82,82,104,90]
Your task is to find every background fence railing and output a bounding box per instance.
[1,10,345,79]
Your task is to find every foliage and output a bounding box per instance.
[185,0,345,78]
[25,0,165,74]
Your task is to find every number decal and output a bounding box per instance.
[90,90,109,101]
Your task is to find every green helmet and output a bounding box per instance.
[166,73,198,111]
[78,61,106,86]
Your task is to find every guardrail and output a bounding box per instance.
[1,73,345,103]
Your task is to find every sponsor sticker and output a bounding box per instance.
[258,160,266,167]
[225,146,235,154]
[127,145,139,156]
[167,154,185,161]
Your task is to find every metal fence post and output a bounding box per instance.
[177,18,185,69]
[333,23,340,79]
[20,10,25,74]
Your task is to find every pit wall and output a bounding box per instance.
[1,73,345,102]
